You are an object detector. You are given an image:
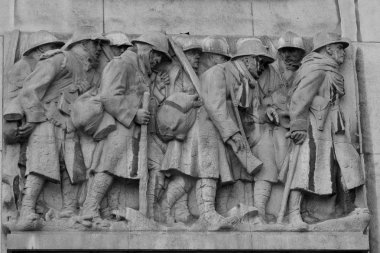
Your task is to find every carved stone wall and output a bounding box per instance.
[0,0,380,252]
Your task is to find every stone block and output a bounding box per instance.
[0,0,12,34]
[338,0,357,41]
[252,0,339,37]
[355,43,380,154]
[104,0,254,36]
[13,0,103,33]
[7,231,369,251]
[357,0,380,42]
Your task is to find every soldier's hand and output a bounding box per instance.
[290,130,307,145]
[227,133,245,153]
[156,72,170,90]
[134,109,151,125]
[17,122,37,137]
[266,106,279,125]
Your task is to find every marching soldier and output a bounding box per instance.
[16,26,108,230]
[287,32,365,226]
[251,31,306,223]
[198,35,231,75]
[80,32,171,226]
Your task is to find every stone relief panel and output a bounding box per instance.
[1,26,370,235]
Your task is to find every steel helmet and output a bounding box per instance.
[23,30,65,56]
[131,32,172,61]
[172,34,202,52]
[312,32,350,52]
[232,38,275,63]
[202,35,230,58]
[278,31,305,52]
[63,25,109,49]
[105,32,132,47]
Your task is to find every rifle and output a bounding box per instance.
[277,144,301,224]
[228,81,263,175]
[138,91,150,216]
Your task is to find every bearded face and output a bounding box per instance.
[81,40,102,68]
[278,47,305,71]
[241,56,266,79]
[326,43,346,65]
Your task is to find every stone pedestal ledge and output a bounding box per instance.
[7,231,369,251]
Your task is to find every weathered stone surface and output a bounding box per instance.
[355,43,380,154]
[252,0,339,37]
[104,0,254,35]
[0,0,12,35]
[338,0,357,41]
[357,0,380,42]
[13,0,103,33]
[7,231,369,251]
[356,42,380,253]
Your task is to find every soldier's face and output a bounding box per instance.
[212,54,229,65]
[149,50,163,68]
[327,43,346,65]
[110,45,129,57]
[83,40,102,66]
[243,56,265,79]
[185,49,202,71]
[278,48,304,70]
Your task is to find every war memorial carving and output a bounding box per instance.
[0,20,372,251]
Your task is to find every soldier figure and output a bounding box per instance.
[198,35,231,75]
[252,32,305,223]
[4,30,64,173]
[287,32,365,226]
[80,32,171,226]
[197,38,273,228]
[16,26,108,230]
[155,34,203,224]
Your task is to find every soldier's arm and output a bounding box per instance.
[201,66,240,142]
[289,70,325,132]
[99,59,141,128]
[20,54,64,123]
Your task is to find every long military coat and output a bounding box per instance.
[91,50,148,179]
[199,61,268,182]
[289,52,365,195]
[251,60,295,183]
[20,50,89,183]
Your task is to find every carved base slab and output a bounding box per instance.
[7,231,369,251]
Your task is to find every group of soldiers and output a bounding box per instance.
[3,25,365,230]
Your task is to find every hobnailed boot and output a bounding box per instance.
[81,172,113,226]
[160,175,188,225]
[288,190,308,230]
[58,170,79,218]
[253,180,271,224]
[196,179,238,230]
[16,174,45,230]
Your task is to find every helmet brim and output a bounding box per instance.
[231,53,275,63]
[63,36,110,50]
[23,41,65,56]
[312,39,350,52]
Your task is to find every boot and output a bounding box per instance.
[196,179,238,230]
[173,193,193,223]
[58,170,79,218]
[288,190,308,230]
[147,170,165,220]
[253,180,271,224]
[160,175,188,225]
[81,172,113,224]
[16,174,45,230]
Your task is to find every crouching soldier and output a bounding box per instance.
[80,32,171,226]
[16,26,108,230]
